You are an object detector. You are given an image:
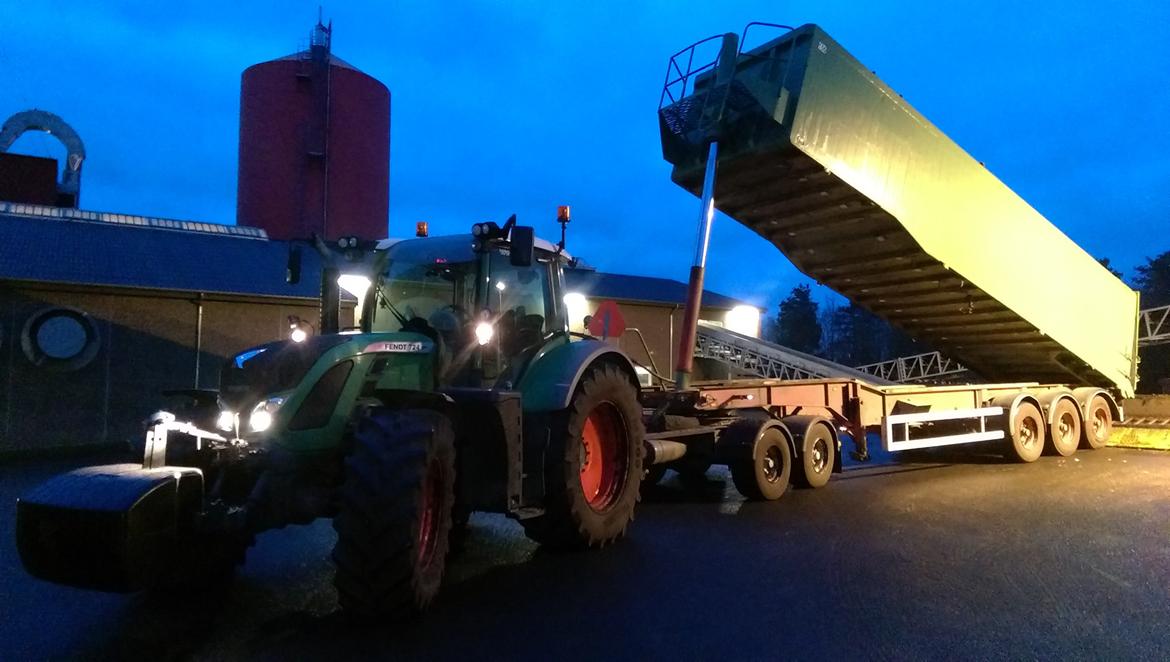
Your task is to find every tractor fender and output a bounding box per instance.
[1030,388,1081,426]
[517,338,639,412]
[716,417,795,463]
[1070,386,1122,422]
[781,414,843,474]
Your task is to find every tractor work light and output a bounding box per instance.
[290,327,308,343]
[337,274,372,299]
[288,316,313,343]
[475,321,494,346]
[472,222,500,238]
[249,397,285,433]
[215,410,236,433]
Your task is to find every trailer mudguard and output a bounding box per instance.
[16,464,203,592]
[516,338,639,412]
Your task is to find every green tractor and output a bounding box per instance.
[16,217,646,620]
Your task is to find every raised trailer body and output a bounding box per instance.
[659,23,1140,396]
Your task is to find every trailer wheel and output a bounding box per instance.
[522,363,644,548]
[1081,395,1113,450]
[1046,399,1081,457]
[1006,401,1045,463]
[730,427,792,501]
[332,408,455,622]
[794,422,835,489]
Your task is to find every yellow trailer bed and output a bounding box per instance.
[659,24,1140,396]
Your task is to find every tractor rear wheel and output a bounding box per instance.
[332,408,455,622]
[521,363,644,548]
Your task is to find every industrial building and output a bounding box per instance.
[0,20,756,454]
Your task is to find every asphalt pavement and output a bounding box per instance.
[2,447,1169,661]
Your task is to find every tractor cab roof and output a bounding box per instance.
[376,233,571,262]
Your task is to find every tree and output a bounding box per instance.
[1097,257,1124,280]
[771,284,821,354]
[1134,251,1170,307]
[822,302,886,366]
[1134,250,1170,393]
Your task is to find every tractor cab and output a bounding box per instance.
[364,223,571,389]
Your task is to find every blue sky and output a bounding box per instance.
[2,1,1167,314]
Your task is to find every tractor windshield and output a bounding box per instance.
[367,235,477,336]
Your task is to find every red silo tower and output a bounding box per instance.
[237,19,390,241]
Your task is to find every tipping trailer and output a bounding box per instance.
[659,23,1140,396]
[638,22,1135,486]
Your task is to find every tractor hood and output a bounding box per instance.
[220,335,352,409]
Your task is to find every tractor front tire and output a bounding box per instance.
[332,408,455,622]
[522,363,644,549]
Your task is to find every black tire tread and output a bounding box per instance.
[332,408,454,622]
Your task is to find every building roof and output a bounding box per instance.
[0,203,321,298]
[0,203,752,309]
[565,268,748,310]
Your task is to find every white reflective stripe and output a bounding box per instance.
[883,406,1005,452]
[887,430,1004,452]
[886,406,1003,425]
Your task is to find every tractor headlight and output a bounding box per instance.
[215,410,237,433]
[249,397,285,433]
[475,321,494,346]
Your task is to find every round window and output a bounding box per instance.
[22,307,101,370]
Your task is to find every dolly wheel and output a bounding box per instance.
[1081,395,1113,450]
[730,427,792,501]
[794,422,835,489]
[1046,399,1081,457]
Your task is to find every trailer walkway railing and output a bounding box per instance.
[1140,304,1170,346]
[694,323,893,384]
[854,351,969,384]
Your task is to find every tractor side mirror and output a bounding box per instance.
[510,226,534,267]
[286,246,302,284]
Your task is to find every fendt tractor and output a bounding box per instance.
[17,23,1139,621]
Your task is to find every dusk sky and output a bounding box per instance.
[2,1,1167,313]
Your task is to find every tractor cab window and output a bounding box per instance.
[368,237,477,346]
[487,253,556,358]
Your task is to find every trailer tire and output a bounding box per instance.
[794,421,835,489]
[1006,401,1045,463]
[521,363,644,549]
[1081,395,1113,450]
[730,427,792,501]
[332,408,455,622]
[1046,398,1081,457]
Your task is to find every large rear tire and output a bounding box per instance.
[521,363,644,548]
[1081,395,1113,450]
[730,427,792,501]
[1006,402,1045,463]
[1046,399,1081,457]
[332,408,455,622]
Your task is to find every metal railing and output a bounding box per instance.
[1140,304,1170,346]
[695,323,892,383]
[855,351,969,383]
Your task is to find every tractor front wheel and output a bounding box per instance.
[332,408,455,622]
[522,363,644,548]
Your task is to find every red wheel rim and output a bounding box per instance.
[579,402,628,512]
[417,458,444,570]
